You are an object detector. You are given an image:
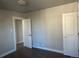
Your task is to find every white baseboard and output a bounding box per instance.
[33,46,79,57]
[17,41,23,44]
[0,49,16,58]
[33,46,63,54]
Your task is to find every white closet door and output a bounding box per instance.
[22,19,32,48]
[63,13,78,57]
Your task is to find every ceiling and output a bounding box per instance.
[0,0,77,13]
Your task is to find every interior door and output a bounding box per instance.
[63,13,78,57]
[22,19,32,48]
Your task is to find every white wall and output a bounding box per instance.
[0,9,25,57]
[15,20,23,44]
[24,2,77,52]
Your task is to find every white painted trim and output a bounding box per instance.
[22,20,24,46]
[33,46,63,54]
[12,16,17,51]
[0,49,16,58]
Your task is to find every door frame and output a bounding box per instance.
[62,12,78,57]
[12,16,31,50]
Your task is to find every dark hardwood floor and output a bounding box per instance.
[3,43,71,58]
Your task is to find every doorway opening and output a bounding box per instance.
[13,17,32,50]
[15,19,23,49]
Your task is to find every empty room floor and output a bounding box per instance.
[3,43,71,58]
